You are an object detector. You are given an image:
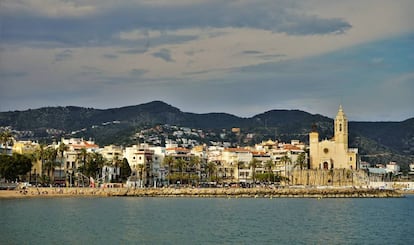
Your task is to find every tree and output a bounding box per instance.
[87,152,105,178]
[77,148,88,173]
[112,155,123,182]
[174,158,186,185]
[280,155,292,185]
[137,164,144,187]
[295,152,307,170]
[206,162,217,182]
[57,142,68,180]
[249,158,260,186]
[34,144,47,179]
[187,156,201,186]
[162,156,175,186]
[120,158,131,182]
[0,130,14,154]
[0,153,32,181]
[43,147,58,184]
[264,159,274,183]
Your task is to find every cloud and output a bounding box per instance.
[152,49,174,62]
[118,48,148,54]
[0,0,353,48]
[54,49,73,62]
[103,54,118,59]
[276,15,351,35]
[1,1,413,121]
[130,69,147,77]
[242,50,263,55]
[78,66,103,76]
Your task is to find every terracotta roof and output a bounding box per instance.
[71,142,99,149]
[224,148,251,153]
[283,144,301,151]
[166,147,190,153]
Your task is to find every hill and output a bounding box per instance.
[1,101,413,169]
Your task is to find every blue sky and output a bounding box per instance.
[0,0,413,121]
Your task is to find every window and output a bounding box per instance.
[339,123,342,132]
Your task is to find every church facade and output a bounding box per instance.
[309,106,358,170]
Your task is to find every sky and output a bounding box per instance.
[0,0,413,122]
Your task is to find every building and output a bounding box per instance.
[124,144,155,187]
[309,106,358,170]
[99,145,124,183]
[386,162,400,174]
[221,147,253,182]
[12,141,42,181]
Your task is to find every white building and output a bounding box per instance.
[124,144,155,187]
[386,162,400,174]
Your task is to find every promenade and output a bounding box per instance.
[0,186,406,199]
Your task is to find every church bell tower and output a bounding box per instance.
[334,105,348,148]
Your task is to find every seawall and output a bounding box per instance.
[0,187,404,198]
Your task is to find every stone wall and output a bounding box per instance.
[5,185,403,198]
[291,169,369,187]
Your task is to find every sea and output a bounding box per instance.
[1,195,413,245]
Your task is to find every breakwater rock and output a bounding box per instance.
[2,187,403,198]
[119,187,402,198]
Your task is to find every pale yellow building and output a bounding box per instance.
[309,106,358,170]
[12,140,39,155]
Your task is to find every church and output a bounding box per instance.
[309,106,358,170]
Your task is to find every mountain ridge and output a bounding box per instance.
[1,101,413,169]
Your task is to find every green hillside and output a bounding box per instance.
[1,101,413,169]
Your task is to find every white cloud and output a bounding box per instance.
[1,0,413,120]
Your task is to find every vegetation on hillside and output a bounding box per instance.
[1,101,413,169]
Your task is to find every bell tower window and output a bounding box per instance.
[339,123,342,132]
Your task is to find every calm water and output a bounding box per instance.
[1,196,413,245]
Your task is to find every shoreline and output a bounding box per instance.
[0,187,408,199]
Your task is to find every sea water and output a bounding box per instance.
[1,196,413,244]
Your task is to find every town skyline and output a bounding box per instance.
[1,1,413,121]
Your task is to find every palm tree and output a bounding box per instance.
[249,158,260,186]
[57,142,68,183]
[264,159,274,183]
[175,158,186,185]
[43,147,58,184]
[0,129,13,154]
[280,155,292,185]
[34,143,47,180]
[162,156,175,186]
[294,152,307,170]
[76,148,88,174]
[187,156,200,186]
[137,164,144,188]
[206,161,217,182]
